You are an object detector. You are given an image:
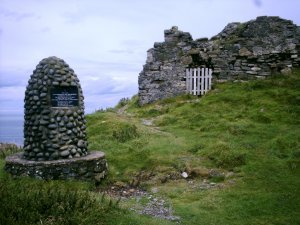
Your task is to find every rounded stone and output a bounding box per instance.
[77,140,86,148]
[59,127,67,132]
[49,69,54,75]
[36,152,44,157]
[60,150,70,157]
[62,136,69,141]
[66,122,73,128]
[40,93,47,98]
[48,124,57,129]
[39,120,49,125]
[50,151,59,159]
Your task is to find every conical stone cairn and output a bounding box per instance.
[23,56,88,161]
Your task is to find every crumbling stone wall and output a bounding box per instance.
[138,16,300,105]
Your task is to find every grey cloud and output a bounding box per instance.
[63,12,85,24]
[0,68,28,88]
[0,8,37,22]
[121,40,144,47]
[82,74,137,96]
[108,40,145,55]
[109,49,135,54]
[39,27,51,33]
[253,0,262,7]
[72,58,142,73]
[0,85,25,116]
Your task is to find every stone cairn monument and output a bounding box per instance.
[5,56,108,182]
[23,56,87,160]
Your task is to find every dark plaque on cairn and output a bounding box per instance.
[50,86,79,107]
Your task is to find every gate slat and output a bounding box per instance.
[186,69,189,94]
[197,68,200,95]
[205,68,209,94]
[189,69,193,94]
[200,68,204,95]
[208,68,212,91]
[193,68,197,95]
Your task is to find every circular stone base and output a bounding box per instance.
[5,151,108,182]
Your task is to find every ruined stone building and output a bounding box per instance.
[138,16,300,105]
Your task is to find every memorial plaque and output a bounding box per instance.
[50,86,79,107]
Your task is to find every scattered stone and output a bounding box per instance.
[181,172,188,178]
[141,119,153,126]
[94,171,106,182]
[281,67,292,75]
[151,187,159,193]
[102,184,180,222]
[135,197,180,222]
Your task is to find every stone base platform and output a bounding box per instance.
[5,151,108,183]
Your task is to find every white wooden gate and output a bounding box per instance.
[186,68,212,95]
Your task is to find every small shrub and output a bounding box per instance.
[269,136,299,159]
[251,113,272,124]
[0,176,105,225]
[209,174,225,183]
[95,107,116,113]
[156,115,177,126]
[126,95,140,110]
[187,144,204,154]
[112,123,139,142]
[228,124,248,135]
[161,97,176,104]
[105,107,116,112]
[0,143,22,159]
[117,97,130,108]
[187,114,204,125]
[207,142,247,169]
[146,109,161,117]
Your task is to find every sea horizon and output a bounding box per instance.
[0,114,23,146]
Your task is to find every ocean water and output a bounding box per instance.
[0,115,23,146]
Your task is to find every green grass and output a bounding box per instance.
[1,70,300,224]
[86,70,300,224]
[0,168,174,225]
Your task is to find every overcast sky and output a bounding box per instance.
[0,0,300,116]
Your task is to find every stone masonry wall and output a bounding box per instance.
[5,151,108,182]
[138,16,300,105]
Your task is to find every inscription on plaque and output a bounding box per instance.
[50,86,79,107]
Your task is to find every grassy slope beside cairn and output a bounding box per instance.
[1,70,300,225]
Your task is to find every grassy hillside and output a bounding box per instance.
[1,70,300,225]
